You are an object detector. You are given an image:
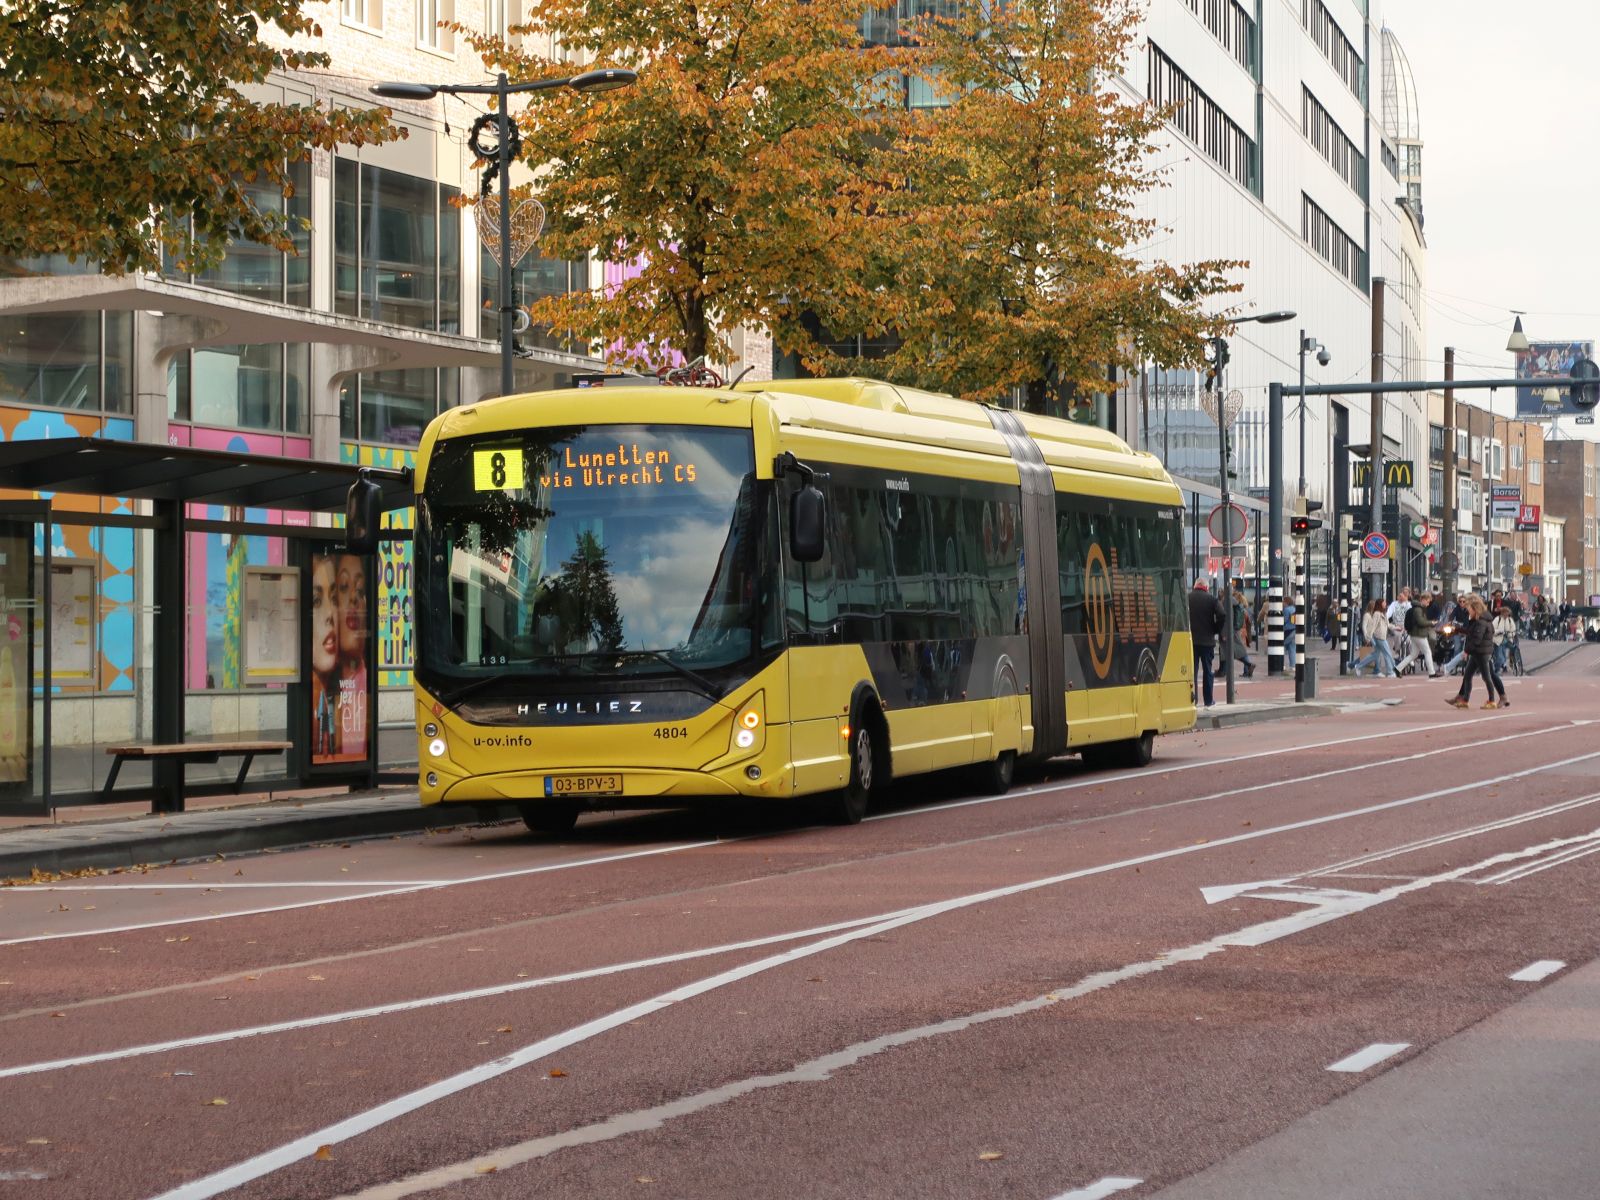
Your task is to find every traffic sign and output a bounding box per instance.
[1361,531,1390,559]
[1519,563,1534,576]
[1206,502,1249,548]
[1579,415,1596,426]
[1360,558,1390,574]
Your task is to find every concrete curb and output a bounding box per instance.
[0,799,521,882]
[1197,702,1342,730]
[1525,641,1588,675]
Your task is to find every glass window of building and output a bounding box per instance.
[167,159,312,307]
[0,311,132,414]
[343,367,460,445]
[335,161,459,332]
[169,344,309,435]
[481,248,583,351]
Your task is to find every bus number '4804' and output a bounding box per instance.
[653,727,688,740]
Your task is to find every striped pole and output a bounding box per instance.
[1267,582,1285,676]
[1337,554,1351,675]
[1294,551,1308,701]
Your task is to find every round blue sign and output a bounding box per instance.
[1362,532,1390,559]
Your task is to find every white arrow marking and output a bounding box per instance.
[1201,881,1372,907]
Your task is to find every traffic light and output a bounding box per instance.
[1205,336,1230,391]
[1291,501,1323,538]
[1573,356,1600,409]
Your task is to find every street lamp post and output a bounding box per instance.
[371,67,637,397]
[1296,331,1328,701]
[1209,308,1295,705]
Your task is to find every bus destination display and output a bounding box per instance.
[473,442,700,493]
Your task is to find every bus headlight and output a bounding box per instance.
[428,738,448,758]
[727,694,766,760]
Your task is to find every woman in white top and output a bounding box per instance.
[1351,600,1398,676]
[1492,607,1517,673]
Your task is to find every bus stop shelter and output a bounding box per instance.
[0,438,412,817]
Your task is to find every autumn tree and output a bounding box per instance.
[0,1,397,274]
[462,0,902,368]
[807,0,1241,407]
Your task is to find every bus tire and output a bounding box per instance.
[1114,731,1155,768]
[969,748,1016,796]
[520,801,580,835]
[827,706,883,825]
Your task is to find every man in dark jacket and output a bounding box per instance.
[1399,591,1438,676]
[1189,580,1225,708]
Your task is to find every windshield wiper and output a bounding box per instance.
[613,649,722,699]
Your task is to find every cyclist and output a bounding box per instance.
[1492,605,1517,674]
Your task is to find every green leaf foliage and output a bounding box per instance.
[0,0,399,274]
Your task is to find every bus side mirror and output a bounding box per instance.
[345,471,382,555]
[790,484,826,563]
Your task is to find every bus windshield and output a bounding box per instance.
[418,424,764,692]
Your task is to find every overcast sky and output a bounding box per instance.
[1382,0,1600,418]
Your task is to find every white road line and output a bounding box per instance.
[329,820,1591,1200]
[868,715,1510,823]
[0,842,720,947]
[1509,960,1566,982]
[147,749,1600,1200]
[17,881,455,892]
[1048,1180,1145,1200]
[1311,792,1600,877]
[0,909,916,1080]
[2,716,1513,944]
[1480,838,1600,885]
[1327,1042,1411,1073]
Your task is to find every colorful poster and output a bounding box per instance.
[0,522,33,800]
[309,550,370,766]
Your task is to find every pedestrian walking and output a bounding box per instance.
[1351,600,1398,676]
[1397,591,1438,676]
[1493,605,1517,673]
[1189,580,1224,707]
[1447,596,1507,709]
[1231,586,1255,678]
[1315,590,1332,645]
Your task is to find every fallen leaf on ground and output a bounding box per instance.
[313,1146,334,1161]
[204,1098,228,1106]
[636,1177,655,1184]
[476,1166,498,1174]
[308,975,325,981]
[549,1069,567,1078]
[496,1026,512,1033]
[25,1138,49,1145]
[978,1150,1003,1161]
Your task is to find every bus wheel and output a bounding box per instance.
[1117,732,1155,768]
[828,722,878,825]
[520,802,580,836]
[970,749,1016,796]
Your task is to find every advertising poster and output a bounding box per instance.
[245,567,300,683]
[1516,341,1595,417]
[0,524,33,802]
[309,550,370,766]
[1516,504,1542,532]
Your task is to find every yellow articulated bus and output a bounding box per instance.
[411,377,1195,832]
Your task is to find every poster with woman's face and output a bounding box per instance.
[310,551,370,766]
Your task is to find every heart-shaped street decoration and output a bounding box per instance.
[476,196,546,268]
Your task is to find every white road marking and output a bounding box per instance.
[2,716,1517,944]
[20,881,454,892]
[868,715,1512,823]
[1327,1042,1411,1073]
[1048,1180,1145,1200]
[1479,837,1600,885]
[0,842,720,947]
[1509,960,1566,982]
[0,909,916,1080]
[1311,792,1600,877]
[147,751,1600,1200]
[326,822,1591,1200]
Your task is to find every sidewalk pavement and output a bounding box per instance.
[0,791,519,882]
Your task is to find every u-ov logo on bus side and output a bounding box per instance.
[1084,543,1115,680]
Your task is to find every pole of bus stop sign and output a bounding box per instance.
[1210,342,1237,705]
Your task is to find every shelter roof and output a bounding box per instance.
[0,438,412,512]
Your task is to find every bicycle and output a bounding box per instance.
[1505,639,1526,677]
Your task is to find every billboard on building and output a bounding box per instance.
[1516,504,1542,532]
[1516,341,1595,417]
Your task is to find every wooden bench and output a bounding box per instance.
[102,741,294,803]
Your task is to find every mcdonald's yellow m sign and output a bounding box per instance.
[1354,459,1415,488]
